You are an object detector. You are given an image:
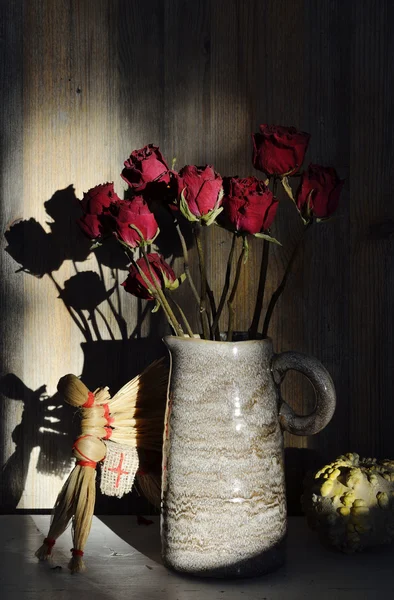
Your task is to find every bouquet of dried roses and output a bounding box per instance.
[78,125,344,341]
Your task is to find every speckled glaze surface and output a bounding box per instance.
[161,337,336,578]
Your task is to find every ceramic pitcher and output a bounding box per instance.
[161,336,336,578]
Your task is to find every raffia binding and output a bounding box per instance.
[35,358,168,573]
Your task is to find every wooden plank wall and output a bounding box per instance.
[0,0,393,512]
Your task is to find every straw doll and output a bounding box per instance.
[35,359,168,572]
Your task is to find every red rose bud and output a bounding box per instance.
[222,177,279,239]
[121,144,170,191]
[296,164,344,221]
[111,196,159,248]
[77,182,120,240]
[177,165,223,225]
[252,125,310,177]
[81,182,120,214]
[122,253,179,300]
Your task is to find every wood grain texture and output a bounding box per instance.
[0,0,25,510]
[300,0,352,460]
[0,0,393,511]
[349,0,394,458]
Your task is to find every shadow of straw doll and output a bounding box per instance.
[0,375,77,510]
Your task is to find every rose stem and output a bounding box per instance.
[262,221,313,338]
[137,262,181,335]
[206,283,217,338]
[227,236,247,342]
[211,232,237,340]
[249,176,277,339]
[48,273,91,341]
[194,224,211,339]
[248,239,269,339]
[168,295,194,338]
[175,220,200,305]
[96,255,128,339]
[140,247,184,336]
[175,219,204,335]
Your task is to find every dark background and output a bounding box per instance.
[0,0,393,512]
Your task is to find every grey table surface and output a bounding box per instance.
[2,515,393,600]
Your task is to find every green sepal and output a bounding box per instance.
[90,240,102,250]
[316,216,336,224]
[201,187,224,226]
[298,190,314,225]
[128,223,145,243]
[180,188,199,223]
[166,272,186,291]
[117,238,139,253]
[150,226,160,244]
[128,222,160,246]
[203,205,223,226]
[254,232,282,246]
[151,300,161,313]
[281,176,295,202]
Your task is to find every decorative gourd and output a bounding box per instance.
[302,453,394,552]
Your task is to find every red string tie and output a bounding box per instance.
[82,392,95,408]
[71,548,84,557]
[136,468,146,476]
[103,403,114,425]
[76,460,97,468]
[44,537,56,553]
[104,426,112,439]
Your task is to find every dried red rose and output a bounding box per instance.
[221,176,279,237]
[176,165,223,225]
[77,183,120,239]
[111,196,159,248]
[252,125,310,177]
[122,253,177,300]
[121,145,170,191]
[296,164,344,221]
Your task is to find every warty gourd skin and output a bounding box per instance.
[302,453,394,552]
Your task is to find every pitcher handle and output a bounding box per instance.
[271,351,336,436]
